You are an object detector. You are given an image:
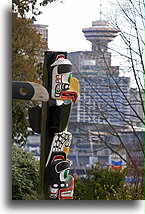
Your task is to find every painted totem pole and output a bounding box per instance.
[12,51,80,200]
[39,51,79,200]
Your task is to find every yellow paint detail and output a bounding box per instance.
[63,147,69,157]
[69,77,80,94]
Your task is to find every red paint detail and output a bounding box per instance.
[55,54,65,61]
[49,188,59,199]
[60,91,78,103]
[59,177,74,200]
[55,74,63,83]
[52,155,65,163]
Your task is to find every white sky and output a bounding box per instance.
[35,0,116,52]
[35,0,144,88]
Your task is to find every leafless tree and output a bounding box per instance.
[68,0,144,196]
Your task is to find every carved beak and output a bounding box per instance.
[59,77,80,104]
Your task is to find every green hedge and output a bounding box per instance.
[74,164,143,200]
[12,145,39,200]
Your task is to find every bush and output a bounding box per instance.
[12,145,39,200]
[74,164,142,200]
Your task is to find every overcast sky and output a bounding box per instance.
[34,0,143,87]
[35,0,116,52]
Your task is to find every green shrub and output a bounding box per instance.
[74,164,142,200]
[12,145,39,200]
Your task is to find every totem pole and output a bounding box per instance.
[12,51,79,200]
[40,51,79,200]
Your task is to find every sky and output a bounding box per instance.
[35,0,116,52]
[34,0,144,88]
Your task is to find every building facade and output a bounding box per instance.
[67,19,132,174]
[68,51,130,125]
[32,23,48,43]
[129,88,144,127]
[32,23,48,63]
[68,19,130,125]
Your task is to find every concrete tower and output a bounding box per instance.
[82,19,119,52]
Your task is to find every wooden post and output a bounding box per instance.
[40,51,67,199]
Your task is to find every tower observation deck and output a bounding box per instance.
[82,20,120,52]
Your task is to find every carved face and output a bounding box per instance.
[50,176,74,200]
[45,152,74,200]
[51,58,72,100]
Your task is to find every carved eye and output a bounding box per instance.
[61,83,69,91]
[60,169,70,181]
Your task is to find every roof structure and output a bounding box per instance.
[82,19,120,51]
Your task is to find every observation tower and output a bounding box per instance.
[82,19,120,52]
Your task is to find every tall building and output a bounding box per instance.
[129,88,144,127]
[67,18,131,175]
[32,23,48,63]
[68,19,130,126]
[32,23,48,42]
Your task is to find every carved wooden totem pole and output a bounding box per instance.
[12,51,79,200]
[40,51,79,200]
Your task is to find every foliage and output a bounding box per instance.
[12,145,39,200]
[12,12,47,144]
[12,0,59,18]
[12,101,30,145]
[74,164,143,200]
[12,12,46,82]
